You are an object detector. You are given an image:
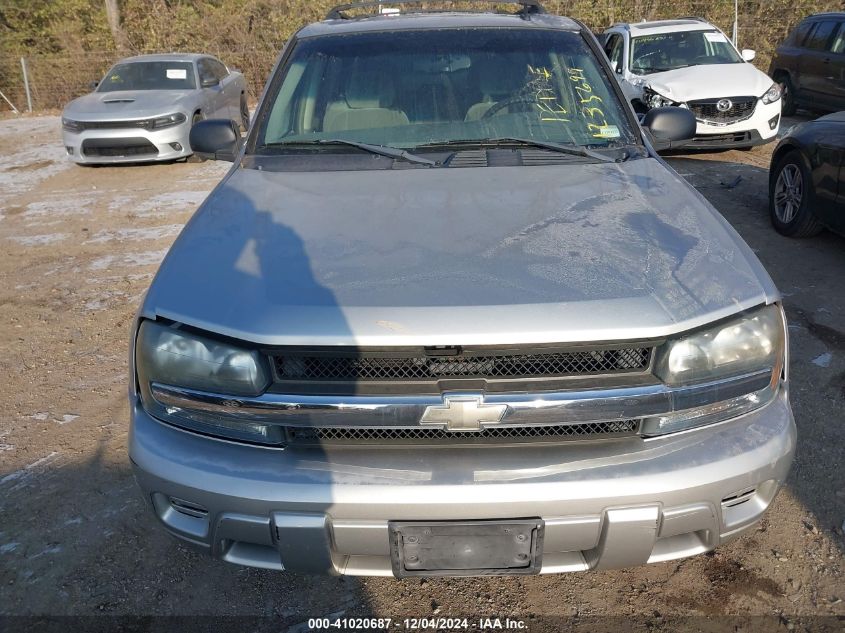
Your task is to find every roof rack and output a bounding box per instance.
[325,0,546,21]
[676,16,710,23]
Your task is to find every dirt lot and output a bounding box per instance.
[0,115,843,632]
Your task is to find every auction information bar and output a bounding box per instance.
[307,617,528,630]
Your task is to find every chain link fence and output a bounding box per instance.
[0,0,825,113]
[0,47,278,113]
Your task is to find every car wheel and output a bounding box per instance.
[186,112,206,163]
[769,150,822,237]
[778,75,797,116]
[240,95,250,132]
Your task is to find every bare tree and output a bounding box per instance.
[104,0,130,50]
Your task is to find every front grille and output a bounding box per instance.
[689,97,756,126]
[691,131,752,144]
[81,138,158,157]
[274,347,651,382]
[285,419,639,445]
[78,119,153,131]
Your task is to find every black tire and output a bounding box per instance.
[778,74,797,116]
[186,112,206,163]
[240,95,250,132]
[769,150,822,237]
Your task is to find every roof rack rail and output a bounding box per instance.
[676,16,710,22]
[325,0,546,21]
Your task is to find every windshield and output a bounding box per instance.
[255,28,637,153]
[630,30,743,75]
[97,61,197,92]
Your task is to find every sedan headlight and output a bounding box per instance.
[62,117,84,133]
[643,304,785,436]
[149,112,187,129]
[135,320,278,443]
[761,83,782,105]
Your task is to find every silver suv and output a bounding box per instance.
[129,0,795,577]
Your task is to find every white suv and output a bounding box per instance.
[600,18,783,149]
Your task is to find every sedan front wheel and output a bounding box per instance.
[769,150,821,237]
[186,112,207,163]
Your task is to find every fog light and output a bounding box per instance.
[169,142,183,151]
[769,115,779,130]
[66,146,74,155]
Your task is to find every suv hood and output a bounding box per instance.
[63,90,194,119]
[646,63,772,102]
[142,158,777,346]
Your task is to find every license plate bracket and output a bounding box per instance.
[389,519,544,577]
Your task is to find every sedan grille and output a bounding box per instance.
[76,119,156,131]
[285,419,639,445]
[81,138,158,157]
[274,347,651,382]
[688,97,756,126]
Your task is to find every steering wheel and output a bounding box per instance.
[632,50,661,70]
[481,95,537,119]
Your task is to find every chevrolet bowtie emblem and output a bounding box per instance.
[420,395,508,432]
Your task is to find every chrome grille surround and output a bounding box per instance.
[147,369,775,446]
[688,96,757,126]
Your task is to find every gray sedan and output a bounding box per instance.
[61,53,248,164]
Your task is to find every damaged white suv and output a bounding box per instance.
[600,18,782,149]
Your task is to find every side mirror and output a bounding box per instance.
[641,106,697,151]
[613,61,622,74]
[89,80,99,90]
[189,119,242,161]
[200,76,219,88]
[741,49,756,62]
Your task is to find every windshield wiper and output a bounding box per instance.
[501,137,622,162]
[446,137,618,163]
[260,139,437,166]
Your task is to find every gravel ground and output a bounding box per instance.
[0,115,843,632]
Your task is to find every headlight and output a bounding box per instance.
[761,83,782,105]
[149,112,187,129]
[642,304,785,436]
[654,304,784,386]
[135,320,277,443]
[643,87,679,109]
[136,320,269,395]
[62,117,84,133]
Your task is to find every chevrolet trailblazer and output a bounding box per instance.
[129,0,796,577]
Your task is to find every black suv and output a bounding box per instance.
[769,12,845,115]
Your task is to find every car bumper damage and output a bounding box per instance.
[130,388,796,576]
[689,99,781,148]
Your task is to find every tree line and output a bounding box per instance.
[0,0,839,110]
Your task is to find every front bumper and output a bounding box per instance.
[62,121,193,164]
[689,98,781,149]
[129,389,796,576]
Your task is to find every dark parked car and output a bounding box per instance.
[769,12,845,115]
[769,111,845,236]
